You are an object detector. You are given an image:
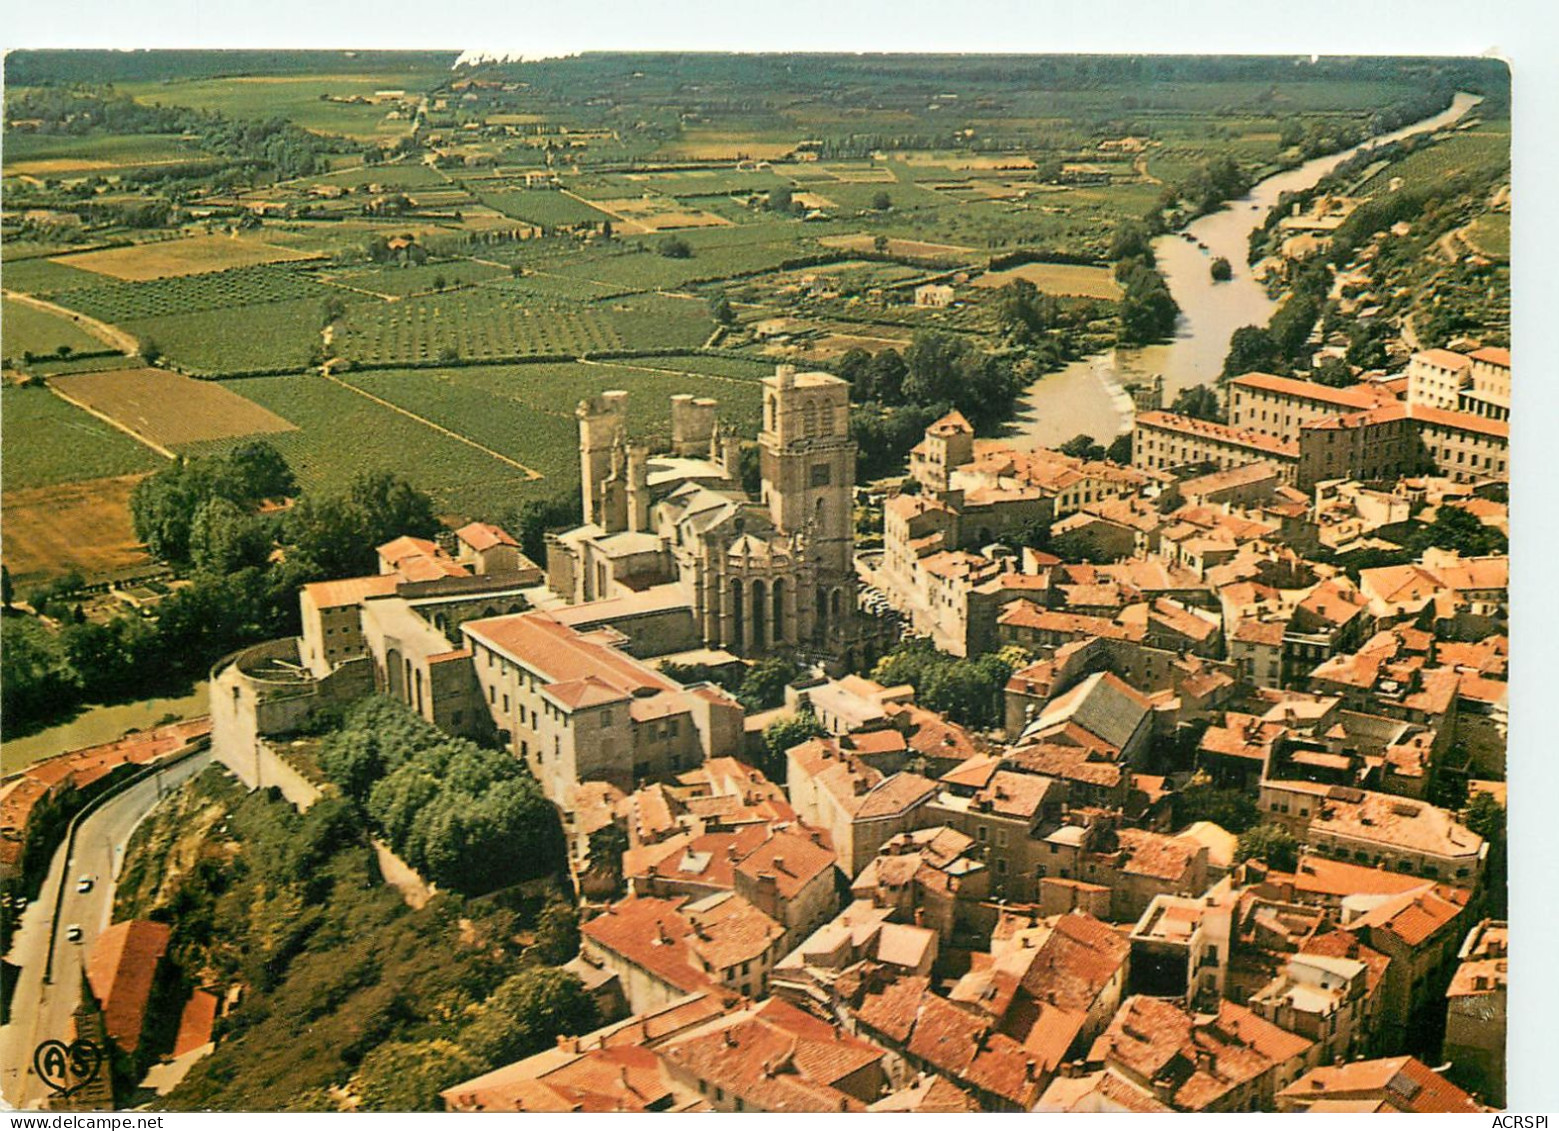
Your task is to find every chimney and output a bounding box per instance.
[773,855,789,875]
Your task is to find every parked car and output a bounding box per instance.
[76,876,94,894]
[65,925,83,943]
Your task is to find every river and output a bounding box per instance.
[1007,91,1484,449]
[0,681,209,774]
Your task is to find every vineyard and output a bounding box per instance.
[334,290,712,366]
[1355,128,1512,195]
[124,298,325,375]
[175,373,548,515]
[36,263,327,323]
[317,260,510,299]
[478,187,615,227]
[1,384,164,490]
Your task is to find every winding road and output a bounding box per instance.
[0,749,212,1111]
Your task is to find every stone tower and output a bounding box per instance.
[759,364,858,654]
[577,390,629,527]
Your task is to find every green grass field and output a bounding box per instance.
[124,298,324,375]
[2,299,112,358]
[118,72,443,140]
[176,373,546,514]
[335,289,712,366]
[1,132,207,173]
[1,383,163,489]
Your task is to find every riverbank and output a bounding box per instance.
[1,681,210,774]
[1008,91,1483,451]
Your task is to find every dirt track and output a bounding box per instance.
[1,288,140,355]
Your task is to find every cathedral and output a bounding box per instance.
[545,364,870,668]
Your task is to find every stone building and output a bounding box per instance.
[547,367,868,668]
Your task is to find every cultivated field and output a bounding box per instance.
[53,235,319,281]
[820,234,978,261]
[126,299,325,376]
[0,383,165,489]
[1,475,154,586]
[1,298,113,357]
[49,368,297,448]
[972,261,1123,299]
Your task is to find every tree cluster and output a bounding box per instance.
[319,696,565,895]
[870,639,1032,730]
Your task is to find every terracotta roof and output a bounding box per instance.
[1414,347,1474,370]
[301,572,401,609]
[657,997,884,1113]
[1134,411,1299,458]
[1114,828,1203,883]
[456,521,519,551]
[1094,996,1311,1111]
[854,772,938,820]
[856,975,1042,1109]
[464,609,677,707]
[86,920,172,1054]
[1407,403,1509,439]
[1351,884,1467,947]
[733,827,837,899]
[1279,1056,1480,1113]
[377,535,441,564]
[926,409,974,436]
[1231,371,1393,410]
[869,1073,980,1112]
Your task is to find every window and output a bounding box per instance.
[502,694,510,713]
[810,463,831,486]
[601,709,613,727]
[977,827,988,842]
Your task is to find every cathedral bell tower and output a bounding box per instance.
[758,365,858,657]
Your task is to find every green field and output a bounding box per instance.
[2,299,111,358]
[173,357,765,515]
[478,187,616,227]
[318,260,511,299]
[335,289,711,366]
[118,72,445,140]
[125,298,325,375]
[0,255,109,294]
[1,383,163,489]
[38,264,327,323]
[1463,211,1510,259]
[1356,128,1512,195]
[176,373,546,514]
[1,131,207,173]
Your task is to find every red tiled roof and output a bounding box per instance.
[1230,371,1392,410]
[1279,1056,1480,1113]
[456,521,519,551]
[87,920,171,1054]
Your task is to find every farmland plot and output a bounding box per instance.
[177,374,551,514]
[337,291,620,364]
[41,264,327,323]
[1,384,163,489]
[1,298,114,358]
[0,475,155,587]
[52,235,320,281]
[49,367,297,449]
[124,298,326,375]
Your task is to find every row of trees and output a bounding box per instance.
[317,696,565,895]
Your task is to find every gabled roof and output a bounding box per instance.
[455,521,519,551]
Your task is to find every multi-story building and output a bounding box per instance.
[1442,918,1507,1107]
